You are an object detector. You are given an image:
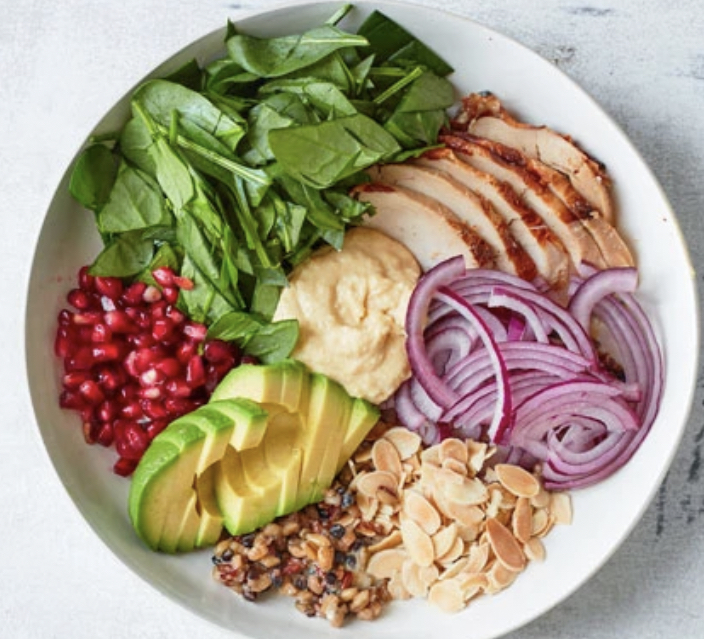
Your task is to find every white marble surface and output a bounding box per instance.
[3,0,703,637]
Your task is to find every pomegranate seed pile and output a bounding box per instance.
[55,266,243,476]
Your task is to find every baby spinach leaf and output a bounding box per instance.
[69,144,117,211]
[243,319,299,363]
[97,162,172,233]
[90,230,155,278]
[357,10,453,76]
[120,117,157,177]
[268,113,400,188]
[226,25,367,78]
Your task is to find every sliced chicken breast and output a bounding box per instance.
[440,133,607,272]
[367,163,537,281]
[455,93,614,224]
[353,183,494,271]
[412,148,569,287]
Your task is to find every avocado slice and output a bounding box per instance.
[128,398,268,552]
[336,398,381,473]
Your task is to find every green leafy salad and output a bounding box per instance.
[68,5,455,363]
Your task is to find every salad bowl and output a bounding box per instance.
[25,2,699,638]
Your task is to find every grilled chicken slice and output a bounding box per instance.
[455,93,614,224]
[413,148,569,287]
[526,159,634,267]
[367,163,537,281]
[353,183,494,271]
[441,133,606,271]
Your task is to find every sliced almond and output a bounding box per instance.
[444,475,489,506]
[368,529,403,553]
[402,559,439,598]
[531,507,552,537]
[442,457,468,475]
[436,535,464,566]
[495,464,540,498]
[357,470,399,504]
[486,517,526,572]
[384,427,422,460]
[464,540,490,574]
[372,438,404,479]
[403,490,442,535]
[466,440,490,474]
[512,497,533,544]
[486,559,519,592]
[432,523,459,559]
[401,518,435,567]
[439,438,469,465]
[439,555,469,580]
[524,537,546,562]
[428,578,465,613]
[366,548,408,580]
[387,569,412,600]
[549,491,573,525]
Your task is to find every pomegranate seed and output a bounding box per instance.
[186,355,206,388]
[128,332,156,349]
[113,457,137,477]
[54,328,75,358]
[139,368,165,388]
[165,378,192,398]
[116,423,149,460]
[100,296,117,312]
[203,339,236,364]
[94,276,123,300]
[141,399,168,420]
[164,396,196,416]
[97,399,120,423]
[152,267,176,287]
[59,390,86,410]
[143,285,163,303]
[121,281,147,306]
[176,340,197,364]
[173,275,194,290]
[145,419,168,440]
[78,265,95,291]
[58,309,74,326]
[120,400,144,420]
[96,423,114,447]
[118,385,138,403]
[125,307,151,329]
[91,342,122,363]
[162,286,179,304]
[103,309,136,334]
[155,357,182,378]
[165,306,185,324]
[90,323,112,343]
[62,370,92,389]
[138,386,163,400]
[96,364,126,391]
[183,322,207,342]
[67,288,92,310]
[83,420,100,444]
[64,346,94,372]
[73,311,102,326]
[152,317,176,342]
[79,380,105,405]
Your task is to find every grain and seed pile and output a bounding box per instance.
[212,423,572,627]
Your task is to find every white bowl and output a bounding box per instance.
[25,2,699,638]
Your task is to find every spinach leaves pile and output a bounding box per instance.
[68,7,454,362]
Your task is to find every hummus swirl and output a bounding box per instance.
[274,227,421,404]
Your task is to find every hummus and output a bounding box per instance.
[273,227,421,404]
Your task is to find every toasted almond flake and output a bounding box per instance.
[464,540,490,574]
[455,521,481,543]
[428,578,465,613]
[368,529,403,553]
[401,518,435,567]
[460,571,489,595]
[531,508,551,537]
[366,548,408,580]
[432,523,459,559]
[495,464,541,498]
[485,486,504,519]
[444,476,489,506]
[439,438,469,465]
[446,501,485,530]
[549,491,573,525]
[486,559,519,592]
[524,537,546,562]
[384,427,422,460]
[387,569,412,600]
[436,535,464,566]
[403,490,442,535]
[512,497,533,544]
[357,470,399,502]
[402,559,439,598]
[372,438,404,479]
[530,486,551,509]
[486,518,526,572]
[442,457,468,475]
[439,556,469,580]
[420,446,441,467]
[466,440,489,474]
[356,491,379,521]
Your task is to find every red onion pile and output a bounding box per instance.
[394,256,663,490]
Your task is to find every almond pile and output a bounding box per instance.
[349,427,572,613]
